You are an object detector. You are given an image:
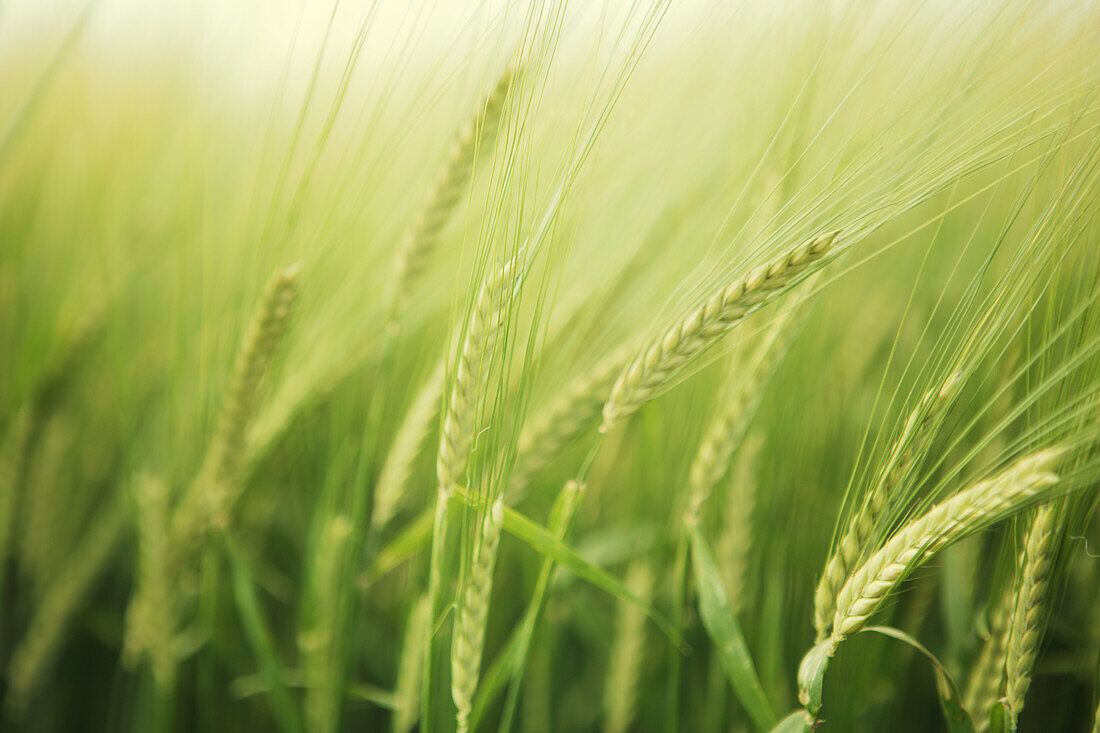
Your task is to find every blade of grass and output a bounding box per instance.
[864,626,975,733]
[224,536,305,733]
[688,522,777,731]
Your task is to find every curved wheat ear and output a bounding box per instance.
[372,363,445,534]
[393,594,430,733]
[173,264,301,549]
[814,371,963,639]
[392,67,515,314]
[452,498,504,733]
[122,473,178,693]
[963,576,1015,728]
[685,279,813,520]
[508,349,627,498]
[600,232,837,433]
[437,255,520,495]
[603,561,654,733]
[829,448,1063,646]
[1003,504,1060,729]
[6,496,127,712]
[717,432,762,615]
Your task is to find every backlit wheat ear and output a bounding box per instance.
[603,561,653,733]
[6,496,128,712]
[600,232,837,433]
[122,473,178,693]
[508,349,627,499]
[963,577,1014,728]
[814,371,963,639]
[451,498,504,733]
[1003,504,1061,729]
[829,448,1063,647]
[391,67,515,315]
[437,255,521,495]
[173,263,301,549]
[372,363,445,534]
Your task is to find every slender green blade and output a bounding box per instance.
[224,537,305,733]
[864,626,975,733]
[689,523,777,731]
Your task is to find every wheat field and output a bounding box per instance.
[2,1,1100,731]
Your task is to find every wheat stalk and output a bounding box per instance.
[1003,503,1060,729]
[828,448,1063,646]
[391,67,515,317]
[603,560,653,733]
[814,371,963,639]
[451,498,504,733]
[600,232,836,433]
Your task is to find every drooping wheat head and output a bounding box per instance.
[508,349,627,499]
[814,370,964,639]
[828,448,1063,647]
[600,232,836,434]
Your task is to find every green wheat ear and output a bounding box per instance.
[830,449,1064,645]
[601,232,837,433]
[172,263,301,552]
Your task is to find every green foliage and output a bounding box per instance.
[2,1,1100,731]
